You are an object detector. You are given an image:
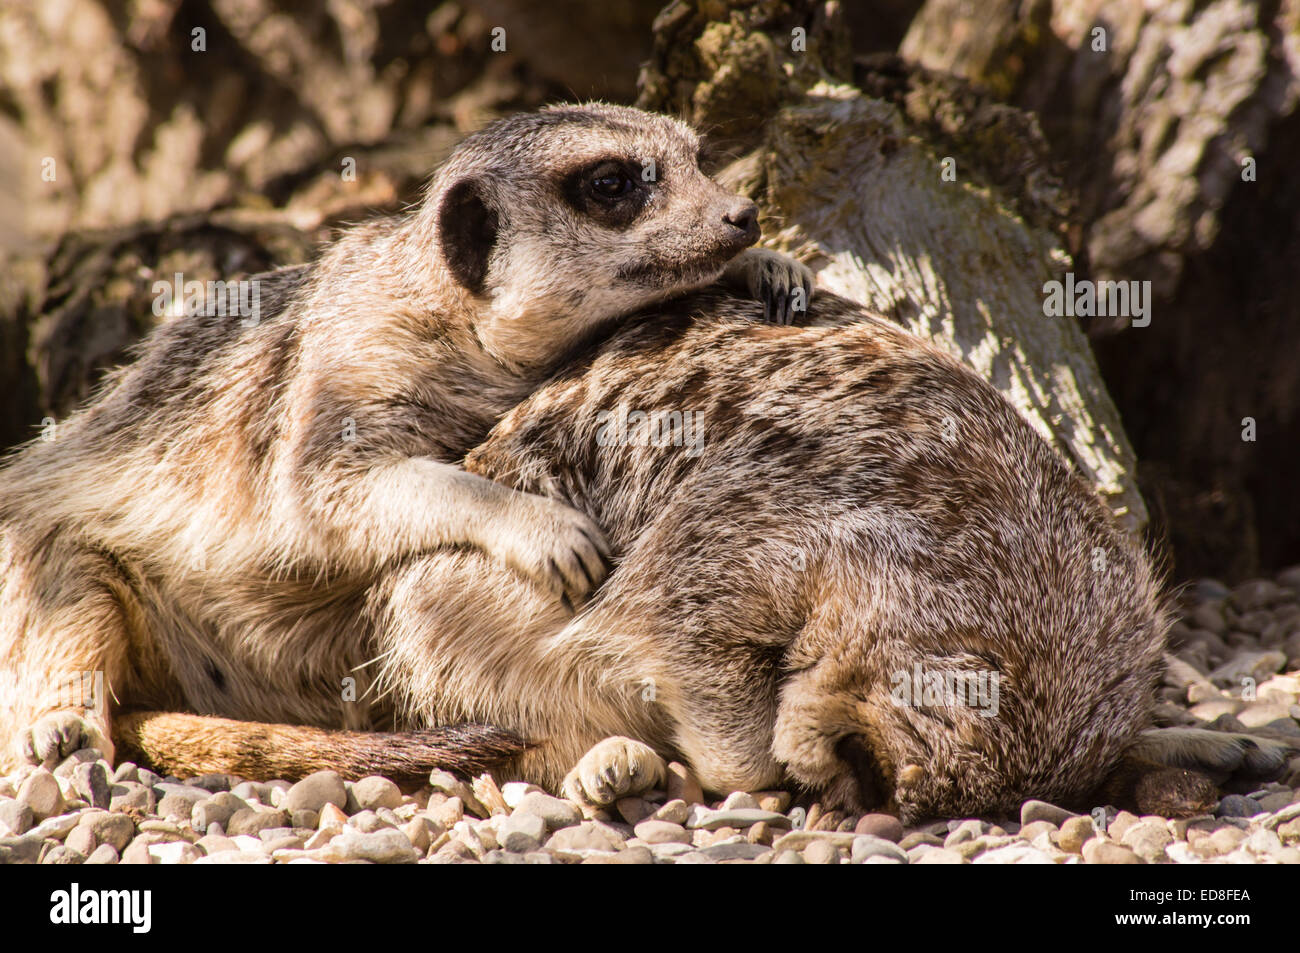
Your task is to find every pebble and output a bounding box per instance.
[851,835,908,864]
[499,812,546,853]
[281,771,347,815]
[0,799,34,837]
[652,799,690,825]
[514,791,582,831]
[545,821,626,853]
[665,762,704,805]
[1057,815,1096,853]
[1020,800,1076,827]
[225,808,290,836]
[803,840,841,864]
[18,768,65,820]
[71,762,112,810]
[79,812,136,852]
[84,844,119,864]
[1082,840,1143,864]
[634,819,692,845]
[687,807,791,830]
[913,846,965,864]
[1217,795,1263,818]
[854,813,904,842]
[108,782,155,814]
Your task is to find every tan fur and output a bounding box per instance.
[0,103,806,781]
[7,258,1272,820]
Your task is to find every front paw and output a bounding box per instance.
[724,247,814,325]
[561,736,667,810]
[19,710,114,767]
[487,495,613,609]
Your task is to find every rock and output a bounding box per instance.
[41,845,85,864]
[79,812,135,852]
[290,809,319,829]
[1107,811,1140,841]
[84,844,119,864]
[973,844,1054,864]
[1238,703,1295,728]
[64,823,96,856]
[800,839,840,864]
[514,792,582,831]
[191,791,249,833]
[853,813,904,842]
[1122,821,1173,863]
[427,770,488,818]
[108,782,155,814]
[634,820,692,845]
[686,807,791,830]
[665,762,704,805]
[500,782,544,809]
[70,762,112,809]
[499,812,546,853]
[1207,651,1287,687]
[652,799,690,825]
[470,774,510,816]
[120,836,155,865]
[193,850,274,864]
[1020,799,1076,827]
[851,835,909,864]
[148,841,201,864]
[281,771,347,815]
[225,808,290,836]
[1245,828,1283,856]
[1019,820,1057,842]
[700,842,768,862]
[348,810,395,833]
[0,799,34,837]
[343,776,402,813]
[1277,817,1300,844]
[17,768,64,820]
[771,830,858,853]
[156,790,206,822]
[720,791,760,811]
[771,849,805,864]
[1082,840,1143,864]
[614,796,653,825]
[318,828,418,864]
[1217,795,1263,818]
[1057,815,1096,853]
[0,833,46,864]
[1190,605,1227,634]
[230,781,274,804]
[913,847,965,864]
[754,791,791,813]
[544,821,627,853]
[574,845,651,864]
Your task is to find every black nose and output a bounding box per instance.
[724,200,760,242]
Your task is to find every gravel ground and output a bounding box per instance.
[3,567,1300,865]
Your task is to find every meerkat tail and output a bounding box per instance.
[112,712,529,784]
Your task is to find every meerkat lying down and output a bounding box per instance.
[3,277,1283,818]
[0,103,809,771]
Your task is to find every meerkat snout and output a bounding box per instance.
[721,198,761,249]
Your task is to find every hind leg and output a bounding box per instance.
[0,531,139,772]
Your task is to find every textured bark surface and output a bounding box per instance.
[900,0,1300,578]
[639,0,1147,533]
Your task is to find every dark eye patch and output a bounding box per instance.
[560,157,650,228]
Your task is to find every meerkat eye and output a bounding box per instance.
[588,164,636,199]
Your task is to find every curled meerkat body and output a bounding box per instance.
[0,103,811,772]
[7,280,1284,818]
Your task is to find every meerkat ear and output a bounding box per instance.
[438,177,499,294]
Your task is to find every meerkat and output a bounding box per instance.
[14,281,1284,820]
[0,102,813,774]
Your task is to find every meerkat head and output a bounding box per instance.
[420,103,760,369]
